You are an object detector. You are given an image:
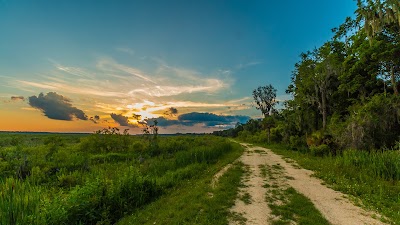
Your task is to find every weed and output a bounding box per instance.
[239,192,252,204]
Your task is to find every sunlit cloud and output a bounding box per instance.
[96,58,156,84]
[12,56,231,102]
[6,55,243,132]
[17,80,127,98]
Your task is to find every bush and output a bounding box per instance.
[288,135,307,151]
[309,144,331,157]
[339,94,400,150]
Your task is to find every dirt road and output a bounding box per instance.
[228,143,386,225]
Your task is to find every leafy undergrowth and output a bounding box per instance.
[0,133,243,225]
[117,162,245,224]
[259,143,400,224]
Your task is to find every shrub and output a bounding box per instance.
[309,144,331,156]
[289,135,307,151]
[340,94,400,150]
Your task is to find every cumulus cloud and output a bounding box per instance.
[11,96,25,101]
[28,92,88,121]
[110,113,137,127]
[145,112,250,129]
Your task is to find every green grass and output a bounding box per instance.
[239,192,252,204]
[259,163,330,225]
[117,161,245,224]
[269,187,330,225]
[0,133,244,225]
[259,143,399,224]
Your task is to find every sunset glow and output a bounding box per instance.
[0,0,356,133]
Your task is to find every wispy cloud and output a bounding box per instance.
[96,58,156,84]
[48,59,95,78]
[8,56,240,126]
[13,56,231,101]
[236,61,263,69]
[17,80,127,98]
[115,47,135,55]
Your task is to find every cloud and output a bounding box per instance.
[146,117,181,127]
[110,113,137,127]
[116,47,135,55]
[164,107,178,116]
[90,115,100,123]
[13,57,231,105]
[145,112,250,129]
[28,92,88,121]
[179,112,250,126]
[236,61,263,69]
[97,58,156,84]
[11,96,25,101]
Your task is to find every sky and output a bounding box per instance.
[0,0,357,134]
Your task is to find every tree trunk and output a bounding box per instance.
[390,65,398,95]
[321,89,327,130]
[314,108,319,130]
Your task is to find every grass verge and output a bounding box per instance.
[117,146,244,225]
[260,143,398,224]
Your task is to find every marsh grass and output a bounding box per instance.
[0,134,242,224]
[117,150,245,225]
[0,178,43,225]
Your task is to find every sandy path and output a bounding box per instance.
[227,143,386,225]
[229,144,271,225]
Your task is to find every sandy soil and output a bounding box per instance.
[225,143,387,225]
[229,144,271,225]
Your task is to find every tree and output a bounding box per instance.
[252,84,278,117]
[253,84,278,143]
[262,116,276,143]
[355,0,400,95]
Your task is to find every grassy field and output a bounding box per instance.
[0,131,244,224]
[258,143,400,224]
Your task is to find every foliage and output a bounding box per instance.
[0,133,240,224]
[252,84,278,117]
[117,147,245,225]
[0,178,43,225]
[335,94,400,150]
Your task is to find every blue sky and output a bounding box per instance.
[0,0,357,133]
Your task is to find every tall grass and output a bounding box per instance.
[339,149,400,181]
[0,134,238,224]
[0,178,43,225]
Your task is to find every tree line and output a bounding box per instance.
[214,0,400,154]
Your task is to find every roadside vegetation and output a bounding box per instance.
[214,0,400,223]
[0,128,244,225]
[260,164,329,225]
